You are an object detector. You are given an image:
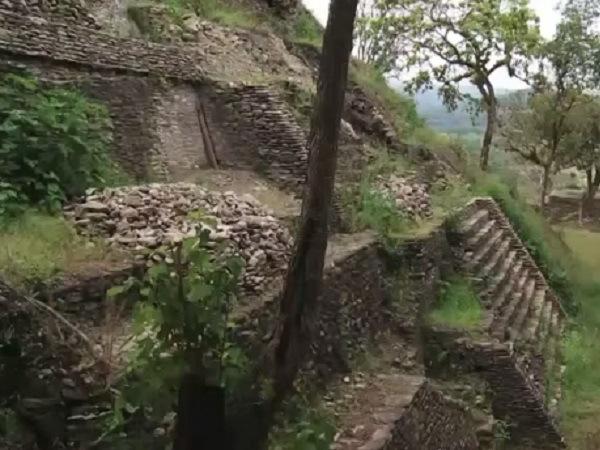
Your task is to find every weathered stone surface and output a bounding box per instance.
[375,174,433,220]
[65,183,293,295]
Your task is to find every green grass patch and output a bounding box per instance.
[0,211,118,289]
[429,277,482,329]
[558,227,600,270]
[288,8,323,45]
[268,395,335,450]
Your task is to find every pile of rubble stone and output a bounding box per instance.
[375,174,433,219]
[64,183,293,294]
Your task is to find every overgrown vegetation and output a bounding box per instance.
[350,62,423,138]
[0,211,117,289]
[0,73,121,217]
[268,395,335,450]
[429,277,482,330]
[103,229,249,446]
[160,0,263,29]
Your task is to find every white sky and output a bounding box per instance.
[302,0,561,89]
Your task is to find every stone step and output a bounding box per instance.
[521,290,547,342]
[507,280,538,342]
[477,236,511,278]
[459,209,490,237]
[490,262,527,306]
[464,229,505,272]
[490,277,535,340]
[482,250,519,298]
[549,320,565,417]
[465,219,497,250]
[536,301,555,353]
[514,289,545,342]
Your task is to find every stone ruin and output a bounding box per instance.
[64,183,293,295]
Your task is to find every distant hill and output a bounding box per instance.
[390,80,518,136]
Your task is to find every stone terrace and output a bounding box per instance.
[453,197,566,448]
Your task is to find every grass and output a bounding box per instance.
[0,211,118,289]
[288,8,323,45]
[429,277,482,330]
[350,62,423,138]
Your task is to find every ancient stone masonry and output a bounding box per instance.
[0,11,207,81]
[375,174,433,220]
[2,0,98,27]
[216,85,309,190]
[451,197,567,447]
[64,183,294,296]
[469,341,566,449]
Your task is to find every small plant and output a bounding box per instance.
[269,396,335,450]
[429,277,482,330]
[103,228,246,442]
[494,418,512,448]
[0,73,118,216]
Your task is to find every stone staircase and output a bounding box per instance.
[454,197,566,448]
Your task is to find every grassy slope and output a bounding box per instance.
[0,211,121,289]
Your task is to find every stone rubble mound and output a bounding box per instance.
[375,174,433,219]
[64,183,293,294]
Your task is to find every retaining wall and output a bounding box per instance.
[0,9,311,189]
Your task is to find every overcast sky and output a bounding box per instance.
[302,0,561,89]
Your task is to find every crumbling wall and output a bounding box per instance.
[389,382,479,450]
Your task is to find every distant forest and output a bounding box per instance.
[391,81,519,138]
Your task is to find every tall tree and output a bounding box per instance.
[500,91,582,209]
[570,98,600,217]
[501,0,600,211]
[273,0,359,399]
[394,0,540,170]
[355,0,403,73]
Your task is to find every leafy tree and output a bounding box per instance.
[570,98,600,216]
[394,0,540,170]
[0,73,116,216]
[500,91,583,209]
[501,0,600,211]
[273,0,359,400]
[355,0,403,73]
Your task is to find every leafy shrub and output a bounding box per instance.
[429,277,482,329]
[269,396,335,450]
[0,73,116,215]
[105,229,247,440]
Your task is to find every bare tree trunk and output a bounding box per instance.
[480,96,497,171]
[272,0,359,400]
[541,165,551,212]
[582,166,600,218]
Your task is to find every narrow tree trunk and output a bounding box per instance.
[541,165,551,212]
[480,97,497,171]
[173,374,227,450]
[582,166,600,218]
[272,0,359,400]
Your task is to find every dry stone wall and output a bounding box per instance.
[388,382,479,450]
[2,0,98,27]
[0,9,315,186]
[208,84,309,190]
